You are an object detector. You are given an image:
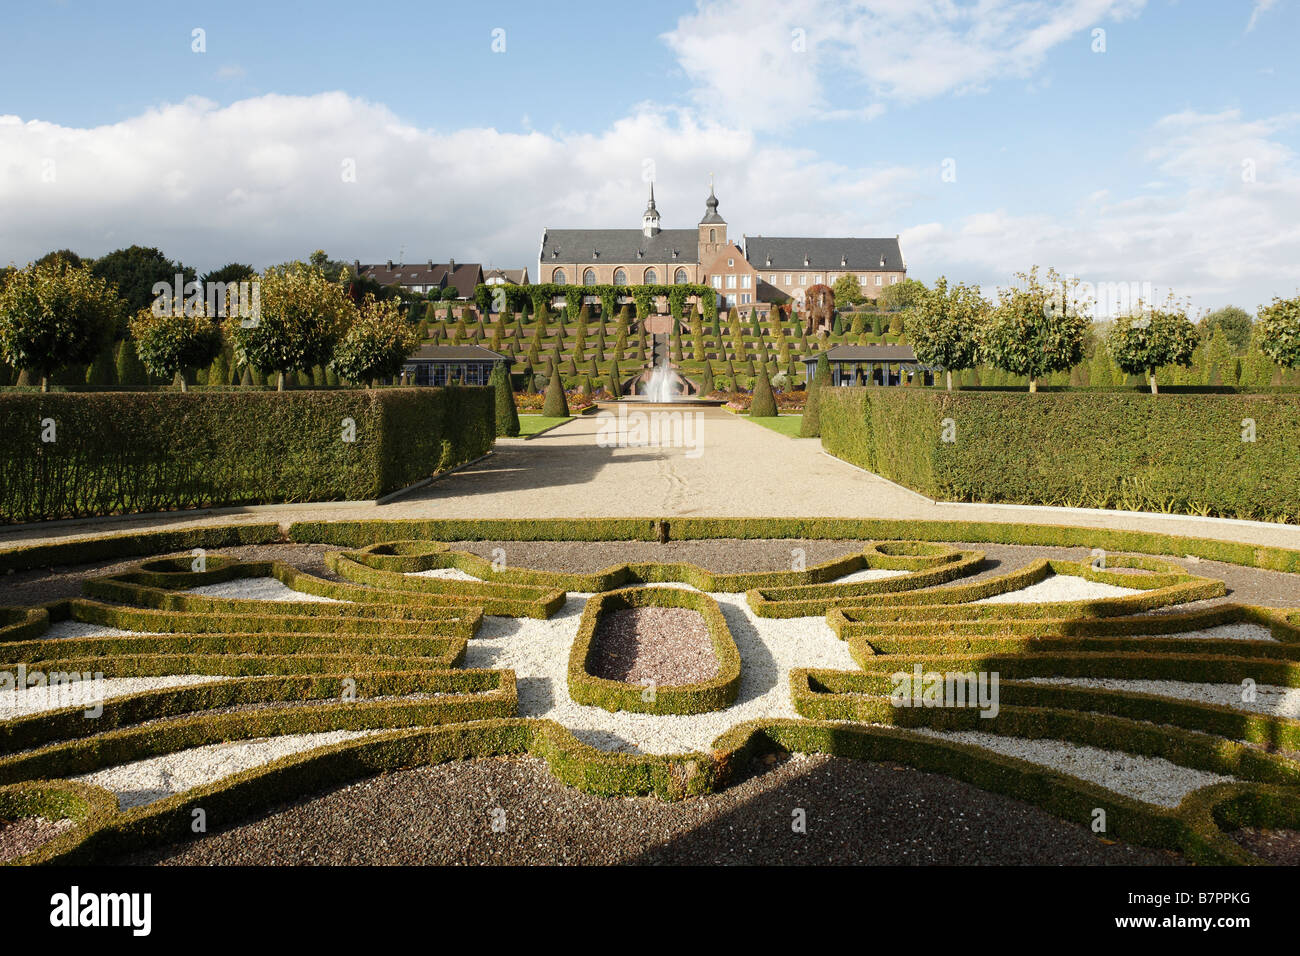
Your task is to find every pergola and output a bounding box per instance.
[802,344,936,387]
[401,344,508,387]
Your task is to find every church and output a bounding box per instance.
[537,183,906,315]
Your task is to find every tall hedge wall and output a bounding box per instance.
[0,388,493,523]
[820,388,1300,522]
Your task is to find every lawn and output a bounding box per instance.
[517,415,573,438]
[744,413,805,437]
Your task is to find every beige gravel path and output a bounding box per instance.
[2,404,1298,551]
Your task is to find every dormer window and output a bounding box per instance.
[803,256,810,267]
[727,258,734,267]
[592,250,599,259]
[841,256,848,267]
[636,250,644,259]
[672,250,678,259]
[765,256,771,267]
[879,255,886,267]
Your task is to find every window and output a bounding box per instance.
[614,269,628,286]
[644,268,657,284]
[875,275,883,286]
[583,268,596,285]
[726,275,737,289]
[709,229,716,242]
[799,275,807,285]
[890,275,899,284]
[552,268,566,285]
[860,275,867,284]
[814,275,822,285]
[740,293,751,304]
[741,275,751,289]
[727,257,734,266]
[725,294,736,307]
[784,274,791,284]
[711,275,722,289]
[674,268,689,284]
[770,275,776,284]
[828,274,836,284]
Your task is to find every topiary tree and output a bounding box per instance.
[0,260,123,391]
[805,284,834,333]
[490,361,520,437]
[227,263,357,391]
[1106,299,1199,394]
[832,273,864,310]
[542,360,570,417]
[128,304,223,392]
[607,358,622,398]
[981,267,1090,393]
[800,352,832,437]
[84,345,117,389]
[329,295,418,387]
[905,276,986,390]
[1256,295,1300,369]
[750,360,778,417]
[699,359,715,396]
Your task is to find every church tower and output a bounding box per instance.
[697,178,726,261]
[641,182,661,238]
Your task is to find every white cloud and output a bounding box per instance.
[1246,0,1279,32]
[662,0,1146,128]
[0,93,914,276]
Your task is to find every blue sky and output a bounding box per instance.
[2,0,1298,314]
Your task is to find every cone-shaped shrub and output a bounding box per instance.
[542,362,570,417]
[800,352,832,437]
[85,346,117,388]
[750,360,778,417]
[607,359,622,398]
[114,338,148,387]
[490,361,520,437]
[700,359,715,395]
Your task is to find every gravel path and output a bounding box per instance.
[185,578,345,603]
[1,675,230,718]
[589,606,717,685]
[466,591,856,754]
[40,620,161,639]
[972,574,1142,604]
[0,816,75,862]
[114,754,1182,866]
[909,728,1234,807]
[1026,677,1300,719]
[73,729,381,809]
[1130,622,1276,642]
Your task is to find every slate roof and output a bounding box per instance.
[357,261,484,298]
[745,237,904,272]
[407,345,508,362]
[539,229,701,266]
[805,345,918,362]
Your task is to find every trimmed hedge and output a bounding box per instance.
[0,387,493,523]
[568,587,740,714]
[819,388,1300,522]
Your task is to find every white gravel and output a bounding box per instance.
[41,620,160,639]
[406,568,482,581]
[185,578,346,603]
[972,574,1141,604]
[1129,622,1277,642]
[74,729,381,810]
[2,675,230,719]
[832,568,909,584]
[909,728,1234,807]
[1025,677,1300,719]
[464,591,856,755]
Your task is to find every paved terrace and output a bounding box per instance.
[2,405,1298,551]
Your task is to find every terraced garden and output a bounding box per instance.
[3,518,1300,865]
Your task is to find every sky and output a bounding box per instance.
[1,0,1298,315]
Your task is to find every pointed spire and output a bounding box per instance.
[700,175,725,224]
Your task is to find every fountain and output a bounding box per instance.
[645,344,677,402]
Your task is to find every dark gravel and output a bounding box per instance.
[590,606,716,685]
[0,816,75,863]
[114,754,1182,866]
[1230,827,1300,865]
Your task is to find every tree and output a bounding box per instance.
[1106,299,1199,394]
[905,277,986,390]
[84,346,117,388]
[226,263,357,390]
[877,277,927,313]
[0,260,121,390]
[981,267,1090,393]
[699,359,715,396]
[800,352,832,437]
[35,249,85,269]
[1256,295,1300,369]
[202,263,257,286]
[329,294,419,386]
[750,360,778,417]
[490,362,520,437]
[804,284,834,333]
[1200,306,1253,352]
[91,245,195,315]
[832,273,864,310]
[542,360,570,417]
[128,304,223,392]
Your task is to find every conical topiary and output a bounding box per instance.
[750,361,778,417]
[490,362,520,437]
[85,346,117,389]
[607,359,622,398]
[542,362,570,417]
[115,339,149,388]
[800,352,832,437]
[700,359,715,396]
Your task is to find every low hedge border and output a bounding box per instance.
[567,587,741,714]
[0,523,283,574]
[0,670,514,756]
[0,780,120,866]
[340,538,967,594]
[323,550,566,618]
[792,667,1300,752]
